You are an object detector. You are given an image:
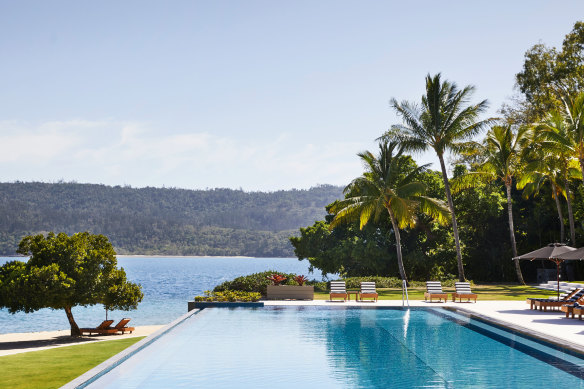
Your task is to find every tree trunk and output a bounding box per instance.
[505,182,525,285]
[565,172,576,245]
[438,154,465,281]
[579,157,584,193]
[388,209,408,286]
[65,306,81,337]
[551,181,565,243]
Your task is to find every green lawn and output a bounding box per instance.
[314,284,558,301]
[0,336,144,389]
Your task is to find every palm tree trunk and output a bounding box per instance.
[505,182,525,284]
[579,157,584,193]
[438,154,465,281]
[551,181,565,242]
[65,306,81,337]
[388,209,408,285]
[565,174,576,246]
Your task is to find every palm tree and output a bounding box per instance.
[536,111,583,245]
[384,73,494,281]
[560,91,584,189]
[329,140,450,283]
[517,151,567,243]
[450,125,529,284]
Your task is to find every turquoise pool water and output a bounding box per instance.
[83,307,584,388]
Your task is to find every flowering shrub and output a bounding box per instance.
[266,273,287,285]
[213,270,299,295]
[293,275,308,286]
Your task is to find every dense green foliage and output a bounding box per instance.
[0,232,143,336]
[516,21,584,117]
[0,182,342,257]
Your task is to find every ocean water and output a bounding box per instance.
[0,256,319,333]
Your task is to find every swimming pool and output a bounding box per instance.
[74,307,584,388]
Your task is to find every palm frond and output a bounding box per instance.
[450,171,494,193]
[415,196,450,226]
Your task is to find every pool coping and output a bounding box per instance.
[446,306,584,356]
[62,303,584,387]
[61,308,203,389]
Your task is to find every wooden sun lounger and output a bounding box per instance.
[424,281,448,303]
[533,289,584,311]
[561,295,584,318]
[329,281,348,302]
[80,319,116,335]
[113,318,135,334]
[359,282,378,302]
[451,282,477,303]
[573,306,584,320]
[527,288,581,310]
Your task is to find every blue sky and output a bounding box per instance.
[1,1,583,191]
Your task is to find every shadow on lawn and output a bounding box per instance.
[0,336,99,352]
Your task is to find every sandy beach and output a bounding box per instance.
[0,325,165,357]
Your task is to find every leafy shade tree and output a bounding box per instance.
[0,232,143,336]
[328,141,450,283]
[516,21,584,117]
[450,125,529,284]
[386,73,494,281]
[290,218,397,278]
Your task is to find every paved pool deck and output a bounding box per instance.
[264,299,584,352]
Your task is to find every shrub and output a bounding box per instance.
[194,290,262,302]
[213,271,324,295]
[213,271,301,295]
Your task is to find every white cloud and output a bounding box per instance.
[0,119,369,190]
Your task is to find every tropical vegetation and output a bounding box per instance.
[329,140,450,284]
[0,182,342,257]
[292,20,584,284]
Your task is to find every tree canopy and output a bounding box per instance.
[0,182,343,257]
[0,232,143,336]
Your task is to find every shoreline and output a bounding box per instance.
[2,255,295,259]
[0,325,165,356]
[116,254,257,259]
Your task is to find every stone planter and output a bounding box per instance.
[188,301,264,311]
[266,285,314,300]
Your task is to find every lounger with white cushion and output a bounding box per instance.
[451,282,477,303]
[359,282,378,302]
[330,281,348,302]
[424,281,448,303]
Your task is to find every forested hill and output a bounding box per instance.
[0,182,343,257]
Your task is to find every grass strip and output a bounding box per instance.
[0,336,144,389]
